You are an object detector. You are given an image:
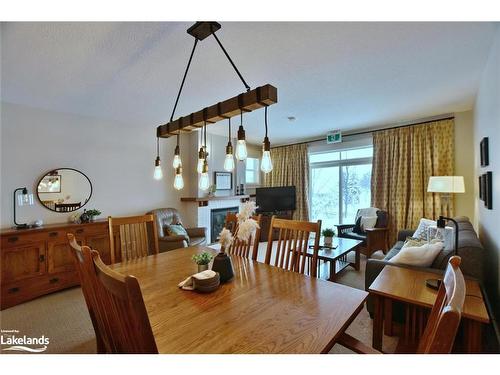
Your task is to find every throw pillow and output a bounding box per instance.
[389,241,444,267]
[166,224,190,242]
[353,216,363,234]
[412,218,437,241]
[427,225,454,251]
[360,216,377,231]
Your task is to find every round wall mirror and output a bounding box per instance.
[37,168,92,212]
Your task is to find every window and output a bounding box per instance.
[245,157,260,185]
[309,146,373,230]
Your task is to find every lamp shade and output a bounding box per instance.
[427,176,465,193]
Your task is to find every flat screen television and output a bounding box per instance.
[256,186,296,213]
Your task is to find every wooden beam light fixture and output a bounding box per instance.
[153,21,278,187]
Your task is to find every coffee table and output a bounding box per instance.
[307,237,362,281]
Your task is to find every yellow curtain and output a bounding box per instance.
[371,119,454,242]
[263,144,310,221]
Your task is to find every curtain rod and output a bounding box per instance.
[272,115,455,149]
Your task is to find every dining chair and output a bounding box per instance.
[337,256,466,354]
[108,214,159,264]
[264,217,322,277]
[67,233,106,353]
[88,247,158,353]
[224,212,262,260]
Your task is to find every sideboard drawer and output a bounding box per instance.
[1,232,49,248]
[1,271,79,310]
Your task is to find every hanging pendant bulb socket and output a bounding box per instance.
[237,125,245,141]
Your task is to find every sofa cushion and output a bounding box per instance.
[389,241,444,267]
[383,241,404,261]
[166,224,190,242]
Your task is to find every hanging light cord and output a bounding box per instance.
[204,121,207,148]
[240,109,243,126]
[176,133,179,147]
[211,32,251,92]
[264,106,268,138]
[156,136,160,157]
[170,38,199,122]
[228,117,231,140]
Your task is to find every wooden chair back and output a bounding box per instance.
[224,212,262,260]
[108,214,159,264]
[264,217,322,277]
[336,256,466,354]
[67,233,105,353]
[87,247,158,353]
[417,255,466,353]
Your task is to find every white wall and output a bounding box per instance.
[0,102,191,228]
[473,26,500,324]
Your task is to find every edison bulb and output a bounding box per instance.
[172,155,182,168]
[174,173,184,190]
[235,140,247,161]
[224,154,235,172]
[196,158,204,173]
[153,165,163,180]
[199,172,210,191]
[261,150,273,173]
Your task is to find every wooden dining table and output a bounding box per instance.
[111,246,368,354]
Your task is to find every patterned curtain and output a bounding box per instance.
[371,119,455,242]
[263,143,310,221]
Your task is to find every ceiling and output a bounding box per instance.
[1,22,498,145]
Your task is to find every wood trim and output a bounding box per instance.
[156,84,278,138]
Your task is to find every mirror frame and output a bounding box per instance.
[36,167,93,213]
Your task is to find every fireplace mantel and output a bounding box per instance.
[181,195,249,207]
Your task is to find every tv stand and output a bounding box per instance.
[257,210,293,242]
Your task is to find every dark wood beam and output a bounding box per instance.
[156,84,278,138]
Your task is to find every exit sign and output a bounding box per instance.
[327,130,342,144]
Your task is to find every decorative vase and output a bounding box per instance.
[198,263,209,273]
[80,210,90,223]
[324,236,333,246]
[211,250,234,282]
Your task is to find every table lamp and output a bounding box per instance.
[425,176,464,289]
[427,176,465,214]
[14,187,34,229]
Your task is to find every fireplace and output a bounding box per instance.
[210,207,238,244]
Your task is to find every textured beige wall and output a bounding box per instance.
[454,110,476,226]
[0,102,190,228]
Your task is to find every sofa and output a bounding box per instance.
[365,216,485,318]
[147,208,207,252]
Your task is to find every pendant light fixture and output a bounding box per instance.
[199,121,210,191]
[172,133,182,168]
[173,165,184,190]
[235,109,248,161]
[153,22,279,190]
[261,106,273,173]
[153,137,163,180]
[224,117,235,171]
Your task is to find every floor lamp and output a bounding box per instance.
[425,176,465,289]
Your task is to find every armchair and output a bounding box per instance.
[335,208,389,257]
[146,208,207,252]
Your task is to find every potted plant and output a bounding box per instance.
[322,228,335,246]
[192,252,214,272]
[85,209,102,222]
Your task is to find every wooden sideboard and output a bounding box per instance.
[0,220,111,310]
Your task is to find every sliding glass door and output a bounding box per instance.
[309,147,373,230]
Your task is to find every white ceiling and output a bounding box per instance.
[1,22,498,145]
